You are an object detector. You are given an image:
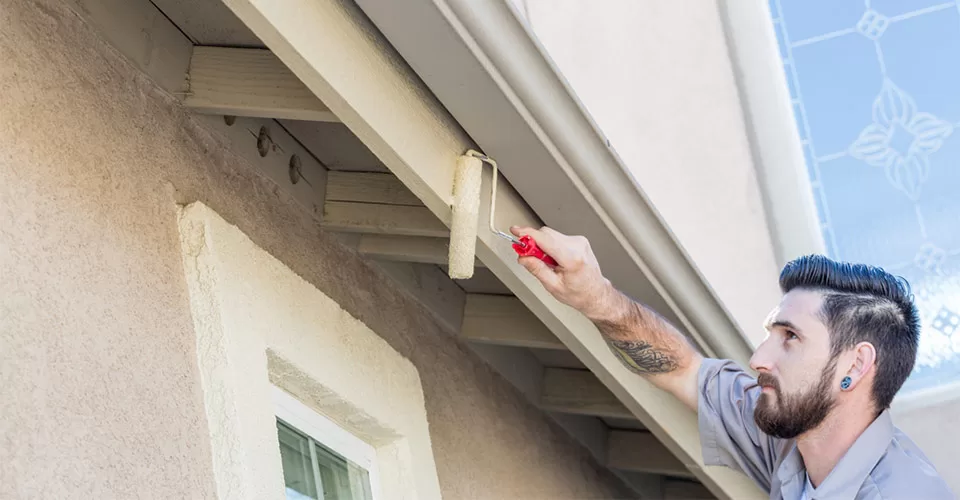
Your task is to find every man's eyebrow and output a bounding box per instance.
[765,319,803,333]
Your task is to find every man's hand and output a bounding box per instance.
[510,226,701,407]
[509,226,621,322]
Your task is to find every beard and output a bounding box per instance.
[753,361,837,439]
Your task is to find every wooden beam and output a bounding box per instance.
[357,234,485,267]
[446,267,513,295]
[608,431,694,479]
[372,261,466,334]
[67,0,193,95]
[216,1,761,497]
[184,46,339,122]
[540,368,633,419]
[326,171,423,206]
[278,120,391,173]
[322,202,448,237]
[198,116,328,219]
[462,295,564,350]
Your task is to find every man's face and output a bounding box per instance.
[749,289,839,439]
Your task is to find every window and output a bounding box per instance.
[768,0,960,394]
[273,385,380,500]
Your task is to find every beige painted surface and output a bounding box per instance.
[0,0,635,498]
[893,394,960,494]
[715,0,826,265]
[520,0,782,346]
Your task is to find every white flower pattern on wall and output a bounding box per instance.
[848,79,953,200]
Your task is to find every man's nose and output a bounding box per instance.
[749,338,776,373]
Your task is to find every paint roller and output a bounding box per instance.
[448,149,557,279]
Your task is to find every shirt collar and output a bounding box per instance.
[776,410,895,500]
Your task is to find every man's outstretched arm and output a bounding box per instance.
[510,226,703,410]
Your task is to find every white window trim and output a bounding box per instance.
[272,384,382,500]
[178,202,442,500]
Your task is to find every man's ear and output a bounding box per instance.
[844,342,877,389]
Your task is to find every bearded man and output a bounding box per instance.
[510,226,952,499]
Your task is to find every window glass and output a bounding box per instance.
[278,420,320,500]
[769,0,960,393]
[277,419,373,500]
[313,440,373,500]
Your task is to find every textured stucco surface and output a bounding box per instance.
[521,0,782,346]
[178,202,442,498]
[0,0,635,498]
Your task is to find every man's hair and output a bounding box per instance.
[779,254,920,412]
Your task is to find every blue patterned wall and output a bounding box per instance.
[769,0,960,393]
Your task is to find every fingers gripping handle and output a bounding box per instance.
[512,235,558,267]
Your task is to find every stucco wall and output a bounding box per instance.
[518,0,782,347]
[0,1,635,498]
[892,398,960,494]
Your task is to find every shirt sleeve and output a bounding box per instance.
[697,357,785,491]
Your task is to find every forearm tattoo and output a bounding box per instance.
[593,301,681,374]
[607,339,679,374]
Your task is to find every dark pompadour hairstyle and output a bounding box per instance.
[779,254,920,412]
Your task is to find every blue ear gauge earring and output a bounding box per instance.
[841,376,852,390]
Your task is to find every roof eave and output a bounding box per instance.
[353,0,755,364]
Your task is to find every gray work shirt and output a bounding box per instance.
[697,358,954,499]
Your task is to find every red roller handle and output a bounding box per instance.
[512,235,558,267]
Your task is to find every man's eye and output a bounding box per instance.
[786,331,799,341]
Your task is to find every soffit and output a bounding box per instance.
[151,0,263,46]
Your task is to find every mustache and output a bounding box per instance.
[747,373,780,392]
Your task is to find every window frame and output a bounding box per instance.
[272,384,382,500]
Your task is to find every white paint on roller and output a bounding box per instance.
[448,155,482,279]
